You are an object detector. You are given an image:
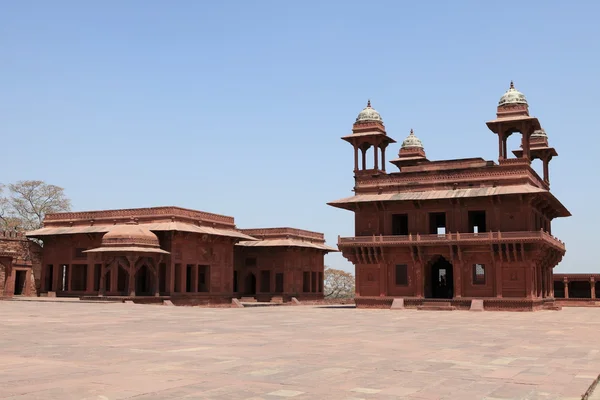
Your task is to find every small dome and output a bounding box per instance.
[355,100,383,123]
[498,81,528,106]
[531,128,547,138]
[101,223,160,249]
[401,129,424,149]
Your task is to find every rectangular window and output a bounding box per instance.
[429,212,446,235]
[468,211,487,233]
[395,264,408,286]
[473,264,486,285]
[392,214,409,235]
[245,257,257,267]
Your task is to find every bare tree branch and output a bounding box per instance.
[2,180,71,231]
[324,266,355,299]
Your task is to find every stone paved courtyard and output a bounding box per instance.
[1,301,599,400]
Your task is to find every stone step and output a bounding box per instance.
[417,305,456,311]
[417,302,455,311]
[240,297,257,303]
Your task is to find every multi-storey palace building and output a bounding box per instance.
[329,83,571,311]
[24,206,335,304]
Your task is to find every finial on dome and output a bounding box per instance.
[401,129,424,149]
[498,81,528,107]
[355,100,383,123]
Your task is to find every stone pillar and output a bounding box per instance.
[379,263,387,296]
[40,264,47,292]
[381,145,386,172]
[543,157,550,184]
[373,143,379,170]
[522,131,531,160]
[361,148,366,171]
[591,278,596,299]
[563,278,569,299]
[353,145,359,173]
[355,265,360,297]
[167,261,175,294]
[525,264,533,299]
[502,136,508,161]
[498,134,503,160]
[414,261,423,298]
[86,263,94,294]
[495,262,503,298]
[99,263,106,295]
[453,261,461,298]
[179,264,187,293]
[191,265,199,293]
[67,264,73,292]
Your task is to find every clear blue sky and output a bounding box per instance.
[2,1,598,273]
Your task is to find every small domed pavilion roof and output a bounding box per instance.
[355,100,383,123]
[531,128,548,138]
[84,222,169,254]
[401,129,424,149]
[498,81,528,107]
[101,223,160,249]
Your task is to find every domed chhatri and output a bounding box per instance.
[498,81,528,107]
[401,129,424,149]
[355,99,383,123]
[531,128,548,138]
[101,222,161,249]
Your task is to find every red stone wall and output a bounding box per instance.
[0,231,42,297]
[234,246,325,300]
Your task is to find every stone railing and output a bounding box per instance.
[338,230,565,250]
[0,230,26,240]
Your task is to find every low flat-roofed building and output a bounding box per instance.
[26,206,335,304]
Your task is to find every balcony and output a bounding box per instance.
[338,230,565,252]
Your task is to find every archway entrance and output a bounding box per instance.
[245,273,256,295]
[425,256,453,299]
[135,265,152,296]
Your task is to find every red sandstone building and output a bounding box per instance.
[328,83,571,311]
[0,230,41,297]
[23,206,335,304]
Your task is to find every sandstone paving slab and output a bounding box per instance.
[1,302,600,399]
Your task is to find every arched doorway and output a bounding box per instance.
[425,256,453,299]
[135,265,152,296]
[245,273,256,295]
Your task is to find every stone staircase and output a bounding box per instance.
[240,297,257,303]
[417,301,456,311]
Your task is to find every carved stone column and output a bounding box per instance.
[379,263,387,297]
[563,278,569,299]
[591,277,596,299]
[414,261,423,298]
[453,260,461,298]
